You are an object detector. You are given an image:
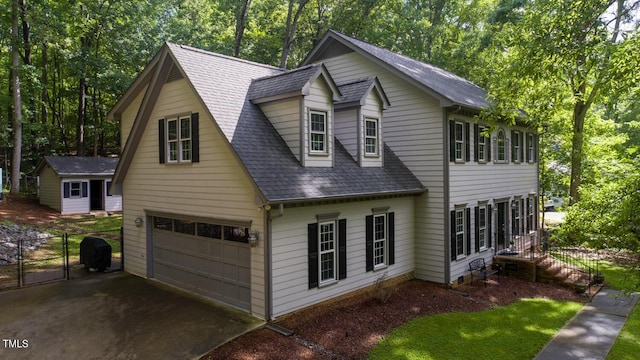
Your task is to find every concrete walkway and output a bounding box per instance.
[535,288,639,360]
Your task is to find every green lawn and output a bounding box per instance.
[369,299,582,360]
[46,215,123,258]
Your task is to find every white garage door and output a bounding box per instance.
[151,216,251,311]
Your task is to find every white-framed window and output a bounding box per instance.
[455,208,465,258]
[513,199,521,236]
[528,133,535,163]
[319,221,336,284]
[478,204,487,250]
[527,195,535,232]
[478,128,487,162]
[454,121,464,161]
[166,116,192,162]
[513,131,521,163]
[309,110,327,153]
[496,130,506,162]
[373,214,387,268]
[364,118,379,156]
[70,182,82,198]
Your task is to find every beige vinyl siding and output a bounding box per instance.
[334,108,358,161]
[120,85,147,149]
[38,166,61,212]
[360,91,383,167]
[121,78,267,319]
[258,97,302,161]
[318,52,446,283]
[303,75,334,167]
[270,197,414,318]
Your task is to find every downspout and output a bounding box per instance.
[443,106,452,285]
[265,203,284,321]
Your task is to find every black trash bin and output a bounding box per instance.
[80,236,112,271]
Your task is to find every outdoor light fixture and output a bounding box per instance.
[249,230,258,247]
[134,216,144,228]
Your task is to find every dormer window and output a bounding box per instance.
[309,110,328,154]
[364,118,379,156]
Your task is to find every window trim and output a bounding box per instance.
[478,128,487,163]
[372,213,387,269]
[318,220,337,285]
[512,198,522,236]
[495,129,508,163]
[527,133,535,163]
[166,115,193,163]
[69,181,82,199]
[455,208,465,259]
[309,110,328,155]
[513,130,522,163]
[364,117,379,157]
[478,204,487,251]
[454,121,465,162]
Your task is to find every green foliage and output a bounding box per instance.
[556,160,640,252]
[369,299,582,360]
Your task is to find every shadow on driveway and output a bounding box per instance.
[0,272,263,359]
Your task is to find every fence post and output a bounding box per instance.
[120,227,124,271]
[65,233,70,280]
[17,239,23,287]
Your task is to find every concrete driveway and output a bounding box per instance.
[0,272,263,359]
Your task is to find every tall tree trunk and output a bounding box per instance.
[279,0,309,69]
[41,43,48,127]
[569,81,589,205]
[10,0,23,194]
[234,0,251,57]
[76,36,90,156]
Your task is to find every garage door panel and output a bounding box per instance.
[152,220,251,312]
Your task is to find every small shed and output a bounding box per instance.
[36,156,121,214]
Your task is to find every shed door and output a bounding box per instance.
[151,217,251,311]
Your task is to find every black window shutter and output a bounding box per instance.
[450,210,456,261]
[338,219,347,280]
[465,208,471,255]
[511,130,516,162]
[191,113,200,163]
[449,120,455,162]
[526,197,531,232]
[82,182,88,198]
[465,122,470,162]
[526,133,531,162]
[365,215,373,271]
[308,223,319,289]
[487,130,492,162]
[487,204,493,248]
[521,198,525,234]
[388,212,395,265]
[534,134,539,163]
[511,200,516,234]
[474,124,479,162]
[158,119,166,164]
[520,132,524,163]
[534,196,539,230]
[474,206,480,253]
[63,183,70,198]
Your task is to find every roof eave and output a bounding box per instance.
[266,187,427,206]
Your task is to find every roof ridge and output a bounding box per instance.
[252,63,320,82]
[168,43,285,72]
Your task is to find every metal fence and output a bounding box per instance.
[0,234,69,290]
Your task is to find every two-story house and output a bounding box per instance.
[108,31,538,320]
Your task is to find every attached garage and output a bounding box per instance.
[150,215,251,312]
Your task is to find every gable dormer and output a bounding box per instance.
[249,63,341,167]
[334,77,390,167]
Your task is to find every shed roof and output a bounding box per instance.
[38,156,119,177]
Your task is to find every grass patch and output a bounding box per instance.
[47,214,122,258]
[369,299,582,360]
[608,302,640,360]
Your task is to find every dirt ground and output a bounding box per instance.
[0,195,592,360]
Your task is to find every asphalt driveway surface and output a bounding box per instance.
[0,272,263,359]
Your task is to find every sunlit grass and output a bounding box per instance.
[369,299,582,360]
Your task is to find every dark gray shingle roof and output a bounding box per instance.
[248,64,322,101]
[335,77,376,105]
[43,156,119,176]
[167,44,424,202]
[313,31,489,110]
